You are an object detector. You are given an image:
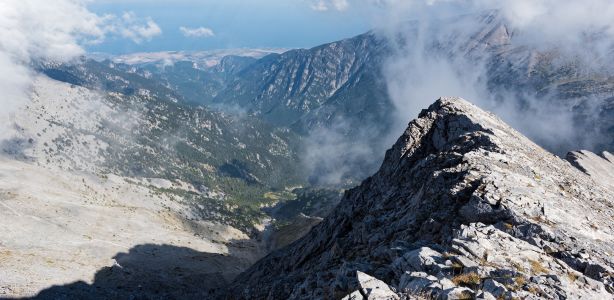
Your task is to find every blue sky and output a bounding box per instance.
[86,0,374,54]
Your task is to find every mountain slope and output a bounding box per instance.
[213,33,389,128]
[3,63,371,297]
[567,150,614,191]
[226,12,612,154]
[11,76,306,228]
[0,155,255,298]
[39,58,184,103]
[227,97,614,299]
[123,55,263,105]
[0,75,307,296]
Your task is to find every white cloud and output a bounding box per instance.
[372,0,614,153]
[333,0,350,11]
[310,0,350,12]
[311,1,329,11]
[369,0,614,49]
[0,0,99,140]
[179,26,215,38]
[114,12,162,44]
[0,0,161,141]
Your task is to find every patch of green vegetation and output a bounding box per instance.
[150,186,267,234]
[41,59,352,234]
[267,187,343,221]
[264,191,297,202]
[49,80,309,231]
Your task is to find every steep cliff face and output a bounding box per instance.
[227,97,614,299]
[213,33,389,127]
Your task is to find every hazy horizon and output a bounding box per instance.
[85,0,375,55]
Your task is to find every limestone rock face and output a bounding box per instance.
[226,97,614,299]
[567,150,614,191]
[354,271,399,300]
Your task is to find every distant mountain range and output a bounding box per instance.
[93,48,288,68]
[44,12,613,185]
[94,39,391,132]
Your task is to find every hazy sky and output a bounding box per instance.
[86,0,374,54]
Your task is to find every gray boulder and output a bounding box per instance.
[482,279,507,298]
[356,271,399,300]
[440,287,475,300]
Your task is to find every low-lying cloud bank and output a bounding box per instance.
[0,0,160,140]
[304,0,614,185]
[377,0,614,153]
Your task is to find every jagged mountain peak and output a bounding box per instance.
[383,97,510,165]
[227,97,614,299]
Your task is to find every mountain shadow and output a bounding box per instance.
[23,244,251,300]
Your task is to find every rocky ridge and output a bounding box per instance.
[227,97,614,299]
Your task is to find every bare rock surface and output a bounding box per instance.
[0,156,257,299]
[0,77,264,299]
[226,97,614,299]
[567,150,614,191]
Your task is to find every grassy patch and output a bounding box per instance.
[514,275,526,286]
[263,191,296,202]
[458,290,474,300]
[452,272,481,286]
[529,259,549,274]
[505,275,526,292]
[451,261,464,271]
[527,286,540,295]
[510,261,527,273]
[567,272,578,282]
